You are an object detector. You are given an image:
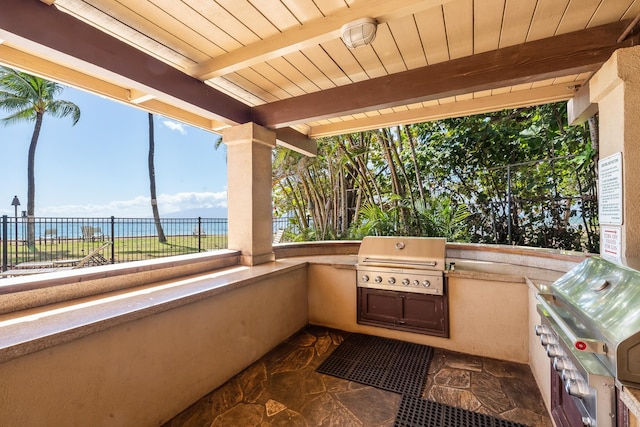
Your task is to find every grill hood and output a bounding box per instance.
[539,256,640,385]
[357,236,446,271]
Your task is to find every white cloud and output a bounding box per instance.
[162,120,186,135]
[34,191,227,218]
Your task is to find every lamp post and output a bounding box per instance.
[11,196,20,264]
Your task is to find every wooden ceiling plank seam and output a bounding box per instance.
[370,23,407,75]
[590,0,636,27]
[473,0,505,54]
[618,12,640,42]
[191,0,453,80]
[115,0,228,59]
[111,0,230,58]
[310,83,580,138]
[510,82,534,92]
[320,39,370,83]
[415,6,450,65]
[552,75,582,85]
[54,0,200,68]
[348,45,388,79]
[228,69,284,102]
[300,44,353,87]
[280,0,325,23]
[184,0,261,46]
[252,20,636,128]
[387,14,428,70]
[499,0,537,48]
[455,93,474,101]
[473,89,493,98]
[145,0,244,55]
[621,3,640,20]
[442,0,474,59]
[249,61,307,98]
[246,0,300,31]
[2,0,253,125]
[314,0,349,16]
[491,87,512,96]
[283,50,337,91]
[264,56,321,94]
[530,77,557,88]
[556,0,602,34]
[210,0,277,41]
[526,0,571,40]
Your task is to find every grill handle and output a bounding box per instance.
[361,258,438,267]
[537,293,607,355]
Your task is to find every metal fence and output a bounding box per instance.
[0,215,294,271]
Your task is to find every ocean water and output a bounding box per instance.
[1,217,229,240]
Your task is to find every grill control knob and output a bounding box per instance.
[361,275,370,282]
[546,344,563,358]
[553,357,572,372]
[412,280,420,286]
[375,276,383,283]
[561,369,577,382]
[565,378,590,399]
[539,333,558,346]
[402,279,410,286]
[388,277,396,285]
[534,324,551,336]
[422,280,431,288]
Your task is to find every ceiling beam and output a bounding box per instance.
[253,20,637,129]
[0,0,316,153]
[191,0,453,81]
[0,0,252,125]
[567,83,598,125]
[310,84,582,138]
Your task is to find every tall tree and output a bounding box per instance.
[148,113,166,243]
[0,67,80,247]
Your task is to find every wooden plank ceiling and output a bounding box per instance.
[1,0,639,149]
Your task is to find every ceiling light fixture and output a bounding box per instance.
[340,17,378,49]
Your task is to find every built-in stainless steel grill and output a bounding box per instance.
[357,236,446,295]
[356,236,449,337]
[534,256,640,427]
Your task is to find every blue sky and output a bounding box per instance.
[0,86,228,218]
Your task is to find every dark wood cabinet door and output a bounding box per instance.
[402,293,448,337]
[357,287,448,337]
[358,288,402,324]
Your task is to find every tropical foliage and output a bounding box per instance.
[0,67,80,247]
[273,103,599,252]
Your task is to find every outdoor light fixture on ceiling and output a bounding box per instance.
[341,17,378,49]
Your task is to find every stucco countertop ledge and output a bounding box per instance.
[0,259,307,364]
[288,254,528,283]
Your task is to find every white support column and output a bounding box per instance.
[222,122,276,265]
[590,46,640,259]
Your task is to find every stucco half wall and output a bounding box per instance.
[0,267,308,426]
[307,264,530,363]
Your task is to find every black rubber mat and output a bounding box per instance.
[316,333,433,396]
[395,395,530,427]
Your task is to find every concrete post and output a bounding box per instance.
[589,46,640,259]
[222,123,276,265]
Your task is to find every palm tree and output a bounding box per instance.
[148,113,166,243]
[0,67,80,247]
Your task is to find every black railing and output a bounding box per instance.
[0,215,298,272]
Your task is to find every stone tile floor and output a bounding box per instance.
[163,326,552,427]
